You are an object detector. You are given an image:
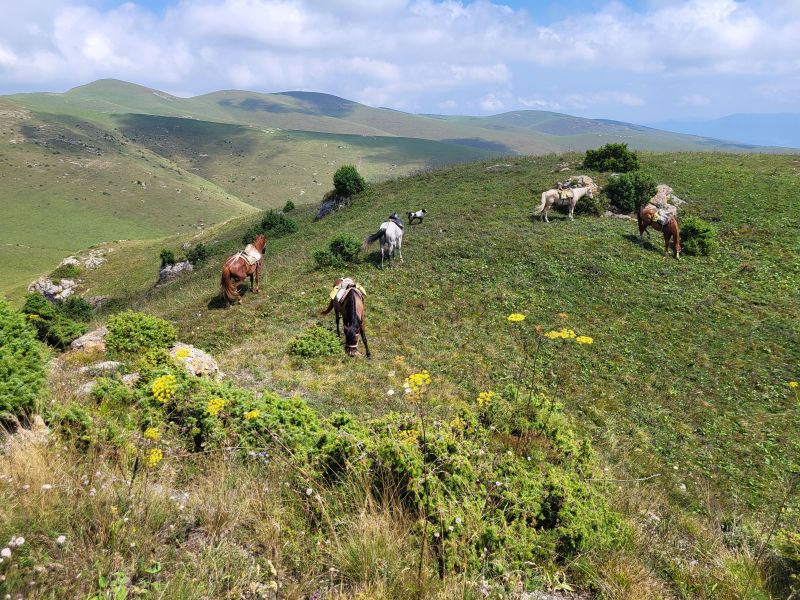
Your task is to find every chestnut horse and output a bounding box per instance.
[320,278,371,357]
[220,234,266,306]
[637,205,681,259]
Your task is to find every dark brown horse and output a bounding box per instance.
[637,204,681,259]
[220,234,266,306]
[320,278,371,357]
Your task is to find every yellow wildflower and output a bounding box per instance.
[152,375,177,403]
[507,313,525,322]
[398,429,420,445]
[404,370,431,396]
[450,416,466,431]
[576,335,594,345]
[143,427,161,441]
[561,328,577,339]
[206,397,226,417]
[544,328,577,340]
[174,348,191,360]
[244,409,261,420]
[145,448,163,468]
[789,381,799,389]
[477,390,495,408]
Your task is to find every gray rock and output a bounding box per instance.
[170,343,220,379]
[121,373,140,387]
[158,261,193,283]
[28,277,78,301]
[77,381,97,396]
[70,326,108,353]
[60,256,81,267]
[79,361,122,375]
[88,295,111,308]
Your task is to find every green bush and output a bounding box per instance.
[283,200,295,212]
[583,143,640,172]
[22,293,87,349]
[106,310,176,355]
[186,242,210,266]
[0,299,46,420]
[604,171,657,213]
[159,249,176,268]
[50,263,81,281]
[313,232,361,268]
[288,326,341,358]
[680,215,718,256]
[333,165,366,197]
[575,191,609,216]
[60,296,93,322]
[242,210,298,243]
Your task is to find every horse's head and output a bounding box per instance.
[254,233,267,251]
[344,323,360,355]
[586,187,594,199]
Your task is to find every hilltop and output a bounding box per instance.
[3,150,800,597]
[2,79,792,297]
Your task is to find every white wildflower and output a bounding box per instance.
[305,488,313,496]
[0,548,10,559]
[41,484,53,491]
[387,389,395,396]
[56,536,66,546]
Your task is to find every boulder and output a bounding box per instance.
[70,326,108,353]
[158,261,193,283]
[170,343,220,379]
[28,277,78,301]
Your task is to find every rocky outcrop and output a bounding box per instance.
[314,190,350,220]
[70,326,108,353]
[158,261,193,283]
[170,343,220,379]
[28,277,78,301]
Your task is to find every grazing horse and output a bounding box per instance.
[533,185,594,222]
[637,204,681,259]
[320,278,371,358]
[362,213,404,268]
[220,234,266,306]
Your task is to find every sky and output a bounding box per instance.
[1,0,798,122]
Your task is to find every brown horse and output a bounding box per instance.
[320,278,371,358]
[637,204,681,259]
[220,234,266,306]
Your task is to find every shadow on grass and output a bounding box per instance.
[207,284,255,310]
[623,232,665,255]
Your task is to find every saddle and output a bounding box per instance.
[236,244,262,266]
[330,277,366,303]
[389,215,404,229]
[558,189,574,201]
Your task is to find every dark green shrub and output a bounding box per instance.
[22,293,87,349]
[289,326,341,357]
[314,232,361,268]
[575,191,609,216]
[0,299,46,420]
[680,215,718,256]
[604,171,657,213]
[242,210,298,243]
[106,310,176,354]
[60,296,93,322]
[283,200,295,212]
[186,242,210,265]
[583,143,640,172]
[50,263,81,280]
[333,165,366,197]
[159,249,176,267]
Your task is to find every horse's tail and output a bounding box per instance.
[533,192,547,215]
[361,227,385,251]
[320,299,334,316]
[220,262,238,305]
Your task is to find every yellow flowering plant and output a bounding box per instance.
[244,409,261,421]
[145,447,163,468]
[152,374,178,403]
[174,347,191,360]
[143,427,161,441]
[507,313,525,322]
[206,397,226,417]
[477,390,495,408]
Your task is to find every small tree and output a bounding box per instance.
[604,172,656,213]
[680,216,718,256]
[160,249,176,267]
[313,232,361,268]
[333,165,366,198]
[186,242,210,265]
[283,200,295,212]
[584,143,640,172]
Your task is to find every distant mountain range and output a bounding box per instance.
[650,113,800,149]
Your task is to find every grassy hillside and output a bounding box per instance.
[79,152,800,513]
[5,150,799,597]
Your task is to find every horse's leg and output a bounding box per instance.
[568,199,575,221]
[397,236,404,263]
[335,306,341,337]
[254,265,260,293]
[663,231,670,257]
[380,244,385,269]
[360,326,371,359]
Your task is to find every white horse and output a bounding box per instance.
[533,186,594,222]
[362,215,404,268]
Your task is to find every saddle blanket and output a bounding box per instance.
[558,189,573,201]
[238,244,262,265]
[330,278,366,302]
[653,209,673,226]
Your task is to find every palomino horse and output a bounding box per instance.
[220,234,266,306]
[362,213,404,268]
[637,204,681,259]
[320,278,371,357]
[533,185,594,222]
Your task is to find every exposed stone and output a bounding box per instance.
[603,210,635,221]
[77,381,97,396]
[170,342,220,379]
[2,416,50,451]
[79,360,123,375]
[87,295,111,309]
[121,373,140,387]
[28,277,78,301]
[60,256,81,267]
[70,326,108,353]
[158,261,193,283]
[315,191,350,220]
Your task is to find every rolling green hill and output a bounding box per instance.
[6,150,800,597]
